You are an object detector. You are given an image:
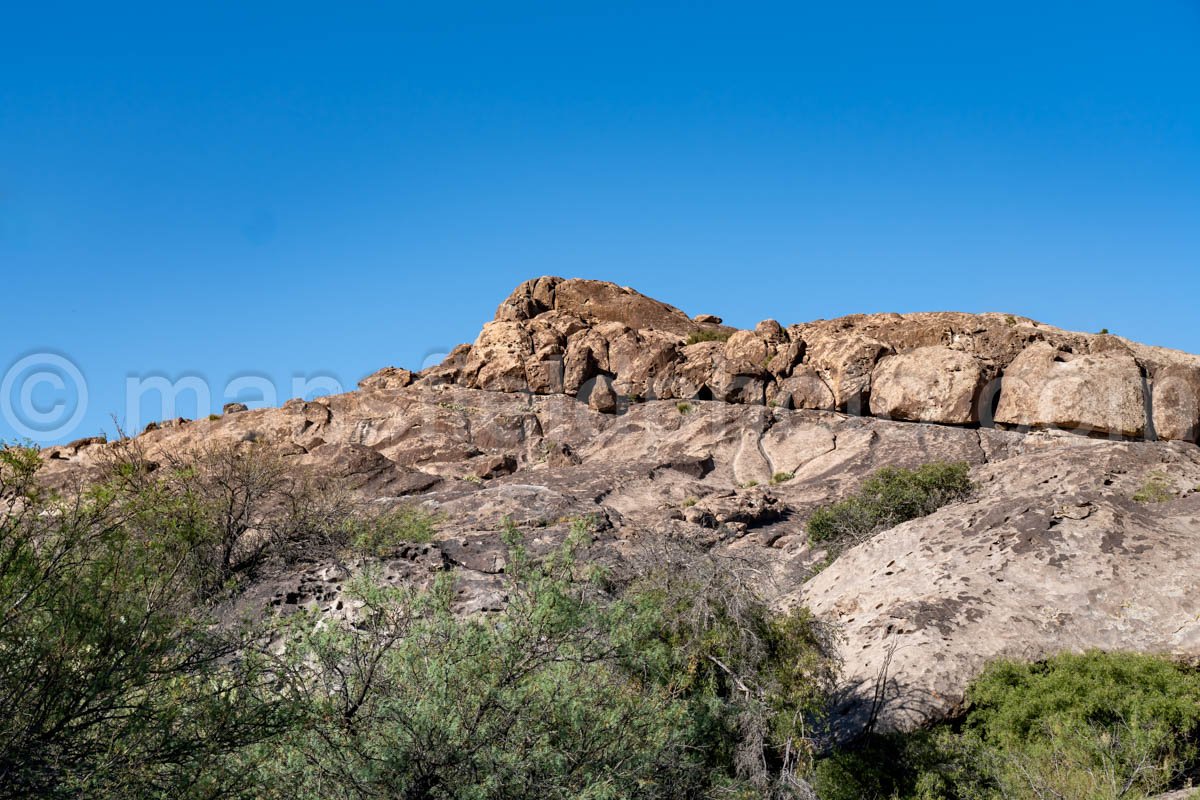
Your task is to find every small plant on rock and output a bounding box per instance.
[685,330,732,345]
[1133,470,1174,504]
[807,461,973,548]
[349,505,438,556]
[770,471,795,485]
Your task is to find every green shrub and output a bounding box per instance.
[253,527,838,799]
[807,461,973,547]
[677,401,694,414]
[770,471,794,485]
[1133,470,1174,503]
[685,329,732,345]
[349,505,437,555]
[963,651,1200,800]
[0,444,292,799]
[813,651,1200,800]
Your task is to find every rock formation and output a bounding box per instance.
[37,277,1200,736]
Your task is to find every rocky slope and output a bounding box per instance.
[39,277,1200,735]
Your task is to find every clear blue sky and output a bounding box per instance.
[3,1,1199,444]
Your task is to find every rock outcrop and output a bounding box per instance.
[446,278,1200,444]
[34,277,1200,738]
[870,346,985,424]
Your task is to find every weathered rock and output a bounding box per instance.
[803,331,892,412]
[724,330,770,376]
[770,366,836,410]
[358,366,415,391]
[464,321,533,393]
[995,342,1147,437]
[1152,364,1200,443]
[870,347,985,424]
[496,276,722,337]
[798,438,1200,734]
[222,402,250,414]
[473,453,518,479]
[587,374,618,414]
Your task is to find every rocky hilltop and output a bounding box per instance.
[40,277,1200,734]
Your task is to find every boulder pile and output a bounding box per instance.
[392,277,1200,443]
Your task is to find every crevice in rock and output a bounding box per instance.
[1140,365,1157,442]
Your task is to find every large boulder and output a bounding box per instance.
[1151,364,1200,443]
[803,334,892,413]
[463,321,534,393]
[769,366,836,410]
[870,347,985,424]
[495,276,729,337]
[994,342,1147,438]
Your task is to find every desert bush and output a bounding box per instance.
[686,330,733,345]
[0,444,292,799]
[963,651,1200,799]
[251,524,838,799]
[813,650,1200,800]
[347,504,438,555]
[1133,470,1174,504]
[806,462,973,547]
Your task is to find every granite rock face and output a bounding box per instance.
[36,277,1200,737]
[446,278,1200,443]
[870,346,985,424]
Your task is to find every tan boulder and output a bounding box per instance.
[495,276,722,337]
[1151,364,1200,442]
[723,330,770,376]
[994,342,1147,437]
[769,366,836,410]
[552,279,702,335]
[563,328,609,393]
[358,366,415,391]
[524,358,565,394]
[671,341,724,399]
[710,371,767,405]
[464,321,533,393]
[754,319,786,342]
[804,335,891,412]
[617,333,679,399]
[870,347,985,424]
[586,375,618,413]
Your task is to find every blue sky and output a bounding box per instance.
[3,1,1199,443]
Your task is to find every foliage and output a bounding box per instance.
[0,444,292,799]
[1133,471,1174,504]
[962,651,1200,799]
[771,471,794,485]
[249,525,839,799]
[806,462,973,547]
[813,651,1200,800]
[677,401,694,414]
[347,504,438,555]
[686,330,732,345]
